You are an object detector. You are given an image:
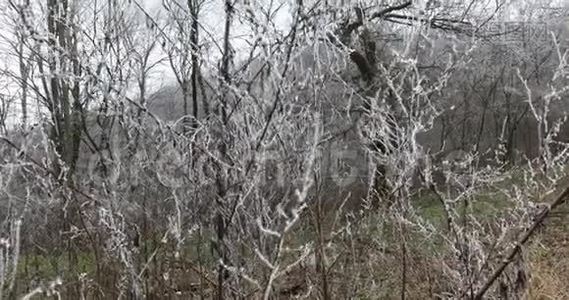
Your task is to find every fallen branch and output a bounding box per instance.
[474,180,569,299]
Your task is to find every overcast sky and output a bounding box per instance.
[0,0,293,125]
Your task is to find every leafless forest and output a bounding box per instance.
[1,0,569,298]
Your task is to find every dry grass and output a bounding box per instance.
[529,211,569,300]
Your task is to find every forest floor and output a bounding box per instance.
[529,208,569,299]
[11,192,569,299]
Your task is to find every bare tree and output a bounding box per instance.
[0,0,569,298]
